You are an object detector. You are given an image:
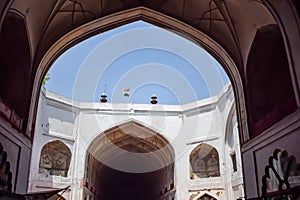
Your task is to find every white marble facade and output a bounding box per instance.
[28,84,244,200]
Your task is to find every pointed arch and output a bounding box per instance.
[39,140,71,177]
[246,24,297,137]
[190,143,220,179]
[86,120,175,172]
[0,11,32,133]
[84,120,175,199]
[29,6,249,144]
[190,190,219,200]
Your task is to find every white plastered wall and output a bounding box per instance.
[29,84,243,200]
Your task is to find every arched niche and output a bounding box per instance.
[190,143,220,179]
[0,11,31,133]
[246,24,297,138]
[39,140,71,177]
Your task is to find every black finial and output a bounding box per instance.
[151,94,157,104]
[100,93,107,103]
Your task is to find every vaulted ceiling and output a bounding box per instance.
[9,0,275,71]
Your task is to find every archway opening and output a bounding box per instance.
[85,121,175,200]
[32,7,247,142]
[30,12,245,199]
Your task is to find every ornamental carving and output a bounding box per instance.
[0,143,12,192]
[39,140,71,177]
[190,143,220,179]
[262,148,300,198]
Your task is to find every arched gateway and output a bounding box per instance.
[1,1,299,199]
[84,121,175,200]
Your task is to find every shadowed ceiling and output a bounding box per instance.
[10,0,275,71]
[0,0,298,139]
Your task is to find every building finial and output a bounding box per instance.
[100,84,108,103]
[100,93,107,103]
[151,94,158,104]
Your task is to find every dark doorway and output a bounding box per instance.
[96,163,172,200]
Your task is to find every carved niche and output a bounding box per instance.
[190,143,220,179]
[39,140,71,177]
[262,148,300,198]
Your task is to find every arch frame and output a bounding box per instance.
[189,142,220,179]
[28,6,249,143]
[82,120,176,198]
[38,140,72,177]
[84,119,175,171]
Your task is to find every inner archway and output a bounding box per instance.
[84,121,175,200]
[32,8,245,199]
[31,7,248,144]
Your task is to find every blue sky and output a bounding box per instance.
[45,21,229,105]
